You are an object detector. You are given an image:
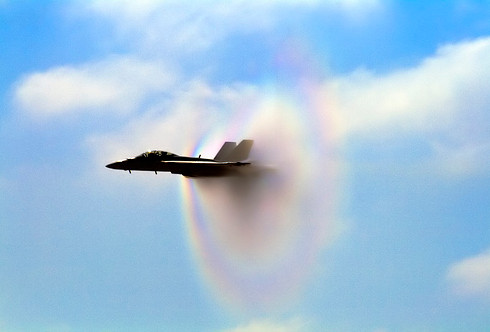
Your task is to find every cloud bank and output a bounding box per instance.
[327,37,490,177]
[331,37,490,137]
[14,56,175,119]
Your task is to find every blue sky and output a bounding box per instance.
[1,1,490,331]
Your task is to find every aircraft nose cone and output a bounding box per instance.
[106,159,131,170]
[106,162,120,169]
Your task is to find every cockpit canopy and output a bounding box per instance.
[136,150,177,159]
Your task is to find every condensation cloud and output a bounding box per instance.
[181,87,344,312]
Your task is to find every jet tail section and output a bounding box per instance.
[213,139,254,161]
[214,142,236,161]
[225,139,254,161]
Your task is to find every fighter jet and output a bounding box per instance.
[106,140,254,177]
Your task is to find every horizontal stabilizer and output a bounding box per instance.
[214,142,236,161]
[225,139,254,162]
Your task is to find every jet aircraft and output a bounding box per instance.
[106,140,254,177]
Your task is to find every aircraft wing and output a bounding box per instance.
[157,160,250,177]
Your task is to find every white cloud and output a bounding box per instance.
[321,37,490,177]
[223,317,308,332]
[329,37,490,137]
[83,1,291,52]
[14,56,176,119]
[81,0,382,54]
[447,249,490,299]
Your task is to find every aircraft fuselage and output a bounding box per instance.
[106,140,254,177]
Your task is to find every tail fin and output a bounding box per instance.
[214,142,236,161]
[224,139,254,161]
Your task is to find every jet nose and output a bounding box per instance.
[106,161,121,169]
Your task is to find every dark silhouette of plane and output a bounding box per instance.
[106,140,254,177]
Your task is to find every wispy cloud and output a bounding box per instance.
[429,142,490,178]
[446,249,490,299]
[81,0,383,54]
[14,56,176,119]
[222,317,308,332]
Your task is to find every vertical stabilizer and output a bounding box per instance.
[226,139,254,161]
[214,142,236,161]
